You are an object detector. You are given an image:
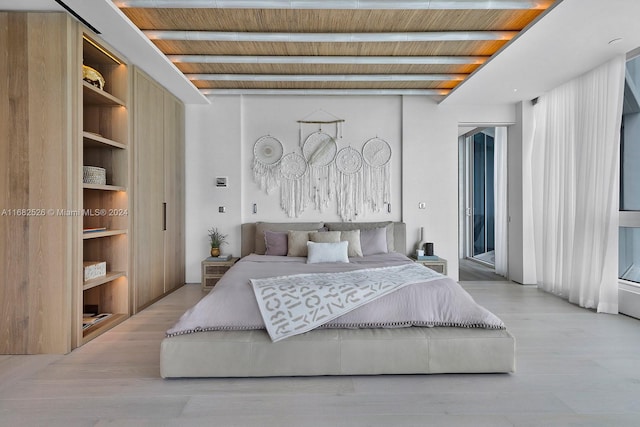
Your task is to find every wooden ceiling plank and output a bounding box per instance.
[186,73,467,82]
[120,8,546,32]
[152,40,508,56]
[116,1,554,10]
[167,54,488,65]
[191,80,459,89]
[175,63,481,75]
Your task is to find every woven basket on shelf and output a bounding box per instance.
[83,166,106,185]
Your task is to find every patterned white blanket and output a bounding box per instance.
[251,263,443,342]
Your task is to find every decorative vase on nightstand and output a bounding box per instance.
[208,226,228,258]
[416,226,427,257]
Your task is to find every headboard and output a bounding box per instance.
[241,221,406,257]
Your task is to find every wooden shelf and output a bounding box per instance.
[78,32,130,349]
[83,131,126,150]
[83,271,126,291]
[83,183,126,192]
[83,81,125,106]
[83,229,127,239]
[82,313,127,343]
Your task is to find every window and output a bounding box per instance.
[620,54,640,284]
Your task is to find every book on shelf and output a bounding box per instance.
[82,313,112,330]
[83,227,107,233]
[207,254,232,261]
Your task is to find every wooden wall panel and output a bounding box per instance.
[163,93,185,294]
[0,13,77,354]
[133,69,166,311]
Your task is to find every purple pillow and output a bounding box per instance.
[264,230,288,256]
[360,227,388,256]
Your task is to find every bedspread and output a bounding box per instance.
[166,253,505,339]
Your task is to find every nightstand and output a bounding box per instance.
[201,257,239,291]
[412,257,447,275]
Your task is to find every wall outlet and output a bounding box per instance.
[218,206,226,213]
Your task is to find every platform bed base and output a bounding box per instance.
[160,327,515,378]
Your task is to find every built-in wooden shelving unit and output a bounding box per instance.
[79,34,130,346]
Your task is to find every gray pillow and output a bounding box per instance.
[360,227,388,255]
[287,230,312,257]
[309,231,341,243]
[254,222,324,254]
[264,230,288,256]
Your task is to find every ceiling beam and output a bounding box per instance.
[115,0,553,10]
[200,89,450,96]
[187,73,466,81]
[168,55,488,65]
[145,30,516,42]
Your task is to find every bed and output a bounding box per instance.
[160,221,515,378]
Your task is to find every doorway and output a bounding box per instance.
[459,127,508,281]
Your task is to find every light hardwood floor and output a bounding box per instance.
[459,258,509,281]
[1,281,640,426]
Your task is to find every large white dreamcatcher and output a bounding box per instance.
[302,131,337,212]
[335,146,364,221]
[279,152,308,218]
[362,137,392,212]
[251,135,284,194]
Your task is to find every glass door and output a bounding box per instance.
[466,130,495,265]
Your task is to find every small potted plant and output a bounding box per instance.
[208,227,228,257]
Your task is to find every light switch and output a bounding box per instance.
[418,202,426,209]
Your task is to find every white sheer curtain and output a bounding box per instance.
[494,127,508,277]
[530,55,625,313]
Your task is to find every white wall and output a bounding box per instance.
[185,97,242,283]
[240,96,402,223]
[185,95,514,283]
[507,101,537,284]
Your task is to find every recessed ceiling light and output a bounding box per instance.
[608,38,623,45]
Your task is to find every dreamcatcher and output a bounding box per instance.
[302,131,337,212]
[362,137,392,212]
[279,152,308,218]
[335,146,364,221]
[251,135,284,194]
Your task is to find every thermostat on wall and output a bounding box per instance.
[216,177,228,188]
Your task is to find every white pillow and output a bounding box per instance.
[306,241,349,264]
